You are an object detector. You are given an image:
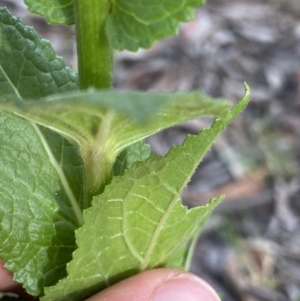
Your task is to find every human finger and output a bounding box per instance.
[86,268,221,301]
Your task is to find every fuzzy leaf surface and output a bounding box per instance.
[0,8,84,296]
[0,90,230,146]
[42,90,250,301]
[0,89,230,194]
[0,113,85,296]
[0,8,78,99]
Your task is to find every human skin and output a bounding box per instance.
[0,260,220,301]
[0,260,31,298]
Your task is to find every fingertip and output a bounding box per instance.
[0,260,18,291]
[150,271,221,301]
[0,260,34,300]
[86,269,220,301]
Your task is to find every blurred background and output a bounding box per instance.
[3,0,300,300]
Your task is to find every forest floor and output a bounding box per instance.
[3,0,300,300]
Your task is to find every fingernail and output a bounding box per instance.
[151,273,221,301]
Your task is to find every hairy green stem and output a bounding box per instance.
[73,0,112,89]
[73,0,113,199]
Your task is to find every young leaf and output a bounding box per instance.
[113,141,151,176]
[0,8,83,295]
[23,0,74,25]
[42,90,249,301]
[0,89,230,195]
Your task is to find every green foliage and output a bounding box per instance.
[106,0,205,50]
[42,94,248,301]
[1,88,230,195]
[0,8,78,98]
[0,2,250,300]
[0,7,83,296]
[23,0,205,51]
[24,0,74,25]
[0,113,85,296]
[113,141,152,176]
[0,6,230,196]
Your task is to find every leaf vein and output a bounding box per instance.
[0,65,22,99]
[32,122,83,226]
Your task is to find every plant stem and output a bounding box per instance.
[73,0,112,89]
[73,0,113,199]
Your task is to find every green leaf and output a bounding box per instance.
[105,6,178,51]
[0,89,230,195]
[0,8,83,296]
[42,91,249,301]
[0,113,86,296]
[0,8,78,99]
[115,0,186,23]
[23,0,74,25]
[163,194,223,271]
[0,5,226,193]
[106,0,205,51]
[22,0,205,51]
[113,141,151,177]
